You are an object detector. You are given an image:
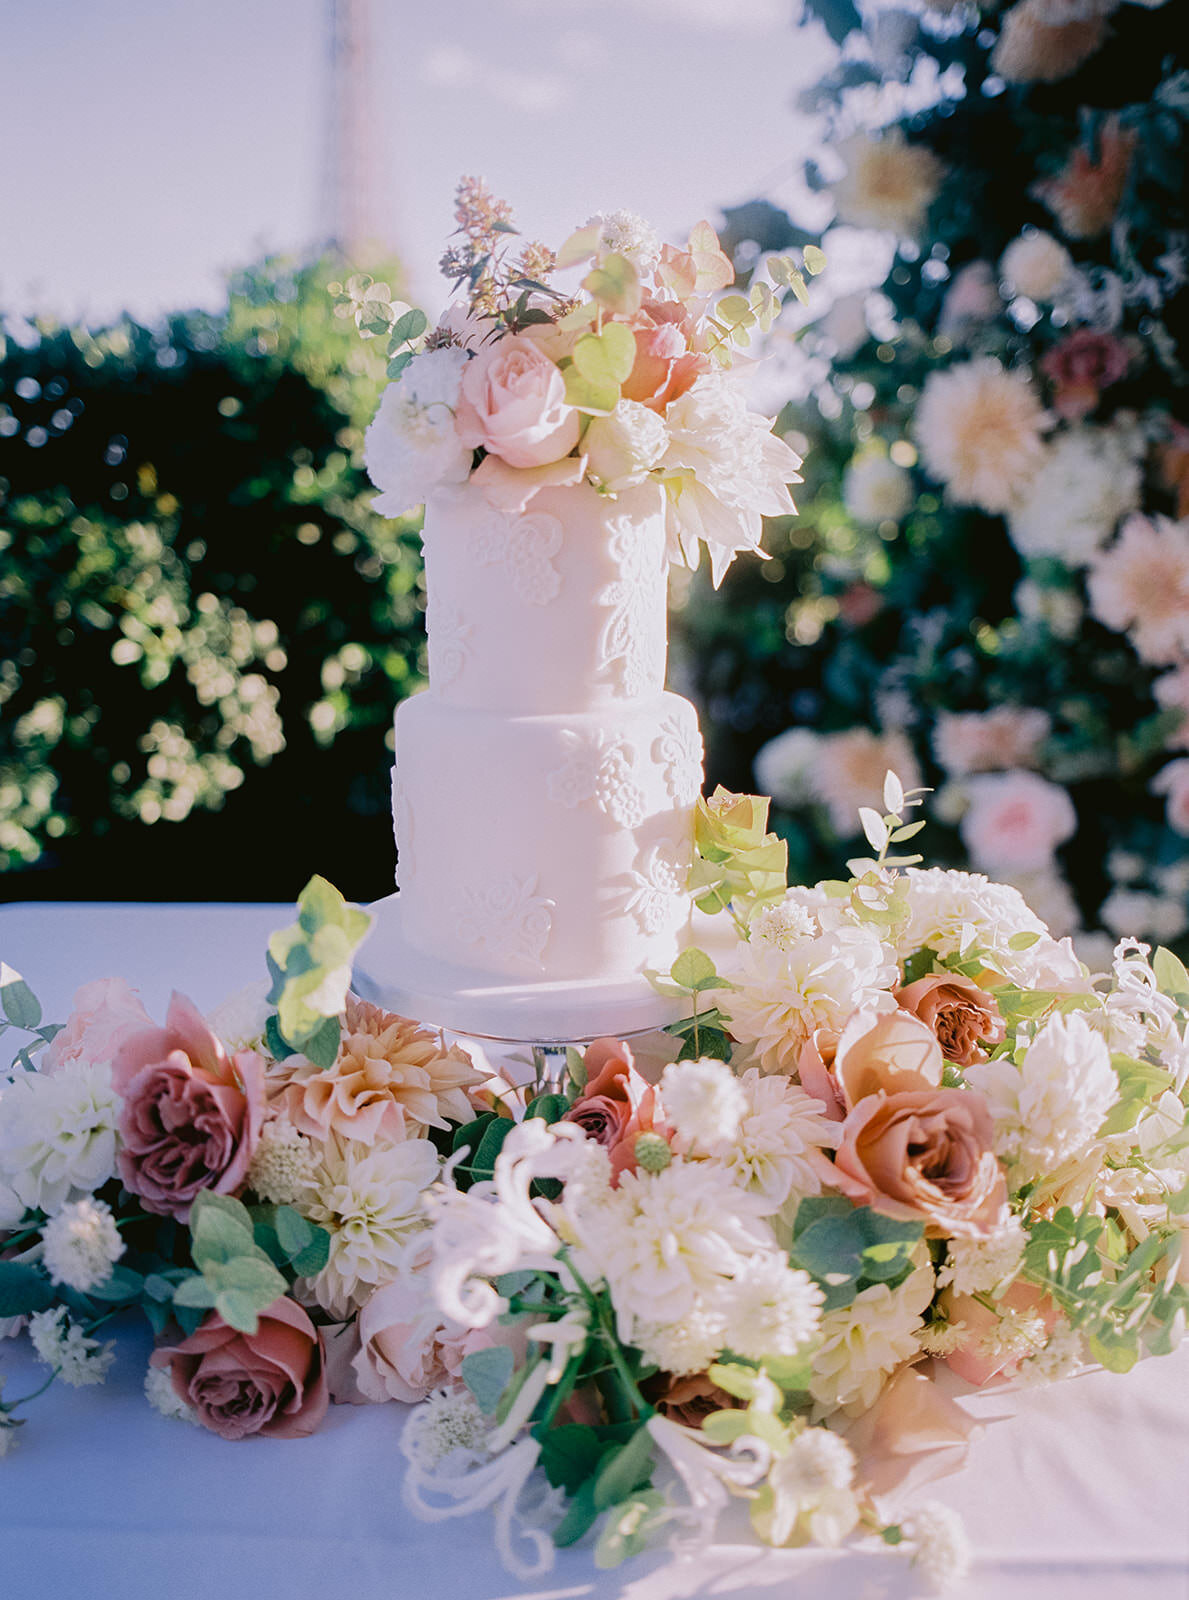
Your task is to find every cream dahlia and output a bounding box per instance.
[915,358,1047,513]
[831,130,945,237]
[1086,515,1189,665]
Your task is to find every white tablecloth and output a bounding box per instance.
[2,902,1188,1600]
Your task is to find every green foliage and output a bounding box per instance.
[788,1196,924,1311]
[461,1345,516,1415]
[651,945,735,1062]
[183,1191,289,1333]
[1,252,427,896]
[0,1260,56,1319]
[450,1111,515,1190]
[265,875,372,1065]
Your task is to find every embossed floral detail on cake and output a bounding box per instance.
[596,512,667,697]
[621,830,693,935]
[391,768,415,889]
[473,509,563,607]
[456,873,555,970]
[652,714,704,804]
[426,600,472,689]
[546,730,647,827]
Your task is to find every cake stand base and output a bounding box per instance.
[352,893,688,1045]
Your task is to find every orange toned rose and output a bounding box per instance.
[895,974,1005,1067]
[619,298,708,413]
[1035,115,1137,240]
[832,1087,1008,1238]
[642,1369,742,1430]
[833,1008,944,1111]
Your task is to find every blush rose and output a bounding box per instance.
[151,1295,328,1440]
[45,977,153,1076]
[112,992,266,1221]
[896,973,1005,1067]
[455,335,580,469]
[619,299,708,413]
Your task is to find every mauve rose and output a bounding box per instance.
[642,1370,742,1430]
[151,1295,328,1440]
[832,1086,1008,1238]
[896,974,1005,1067]
[45,977,153,1076]
[112,992,266,1221]
[455,335,580,469]
[619,299,708,413]
[1041,328,1129,422]
[833,1008,944,1112]
[563,1037,665,1179]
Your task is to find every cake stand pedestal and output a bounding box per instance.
[352,896,688,1083]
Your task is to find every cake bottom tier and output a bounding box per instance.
[393,689,703,983]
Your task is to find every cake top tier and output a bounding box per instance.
[423,480,669,715]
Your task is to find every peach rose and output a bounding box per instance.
[455,334,580,469]
[833,1008,944,1111]
[843,1364,979,1502]
[112,993,266,1221]
[45,977,153,1076]
[896,974,1005,1067]
[943,1281,1059,1387]
[832,1086,1008,1238]
[151,1295,328,1440]
[642,1369,742,1430]
[796,1029,846,1122]
[619,299,708,413]
[563,1037,666,1179]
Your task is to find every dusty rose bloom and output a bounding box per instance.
[563,1038,666,1180]
[896,974,1006,1067]
[1036,116,1138,239]
[45,977,153,1076]
[1042,328,1129,422]
[796,1028,846,1122]
[832,1086,1008,1238]
[151,1295,328,1440]
[619,299,708,412]
[112,993,266,1221]
[642,1370,742,1430]
[832,1008,945,1111]
[454,334,579,468]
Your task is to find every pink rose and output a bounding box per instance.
[563,1037,667,1180]
[832,1085,1008,1238]
[151,1295,328,1440]
[44,977,153,1076]
[354,1272,527,1405]
[112,992,266,1221]
[896,973,1006,1067]
[843,1364,979,1502]
[619,299,708,413]
[943,1281,1059,1387]
[1041,328,1129,422]
[796,1029,846,1122]
[455,335,580,469]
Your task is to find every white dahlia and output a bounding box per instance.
[1007,425,1142,565]
[999,229,1074,303]
[831,130,945,237]
[896,867,1086,989]
[716,1068,838,1212]
[0,1060,121,1218]
[809,1258,933,1417]
[1087,514,1189,665]
[915,359,1047,514]
[659,1057,747,1154]
[843,453,914,525]
[364,346,472,518]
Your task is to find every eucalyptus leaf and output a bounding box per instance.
[0,963,41,1030]
[592,1425,655,1511]
[461,1345,516,1415]
[0,1260,55,1318]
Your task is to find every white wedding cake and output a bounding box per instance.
[391,479,704,984]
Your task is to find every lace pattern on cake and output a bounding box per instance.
[392,768,414,890]
[652,716,704,804]
[456,873,555,971]
[596,512,666,696]
[545,730,647,827]
[426,601,471,689]
[621,831,693,936]
[473,510,563,607]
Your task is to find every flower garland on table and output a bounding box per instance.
[3,796,1189,1592]
[346,178,818,584]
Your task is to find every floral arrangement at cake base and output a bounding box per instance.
[3,783,1188,1592]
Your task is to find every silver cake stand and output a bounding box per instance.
[352,893,689,1085]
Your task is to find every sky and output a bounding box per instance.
[1,0,835,327]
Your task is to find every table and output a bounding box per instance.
[3,902,1188,1600]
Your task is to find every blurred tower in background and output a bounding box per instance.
[318,0,387,261]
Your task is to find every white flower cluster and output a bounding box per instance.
[41,1197,124,1294]
[28,1307,115,1388]
[0,1060,121,1224]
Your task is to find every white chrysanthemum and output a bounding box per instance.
[144,1363,199,1425]
[966,1012,1117,1180]
[809,1260,933,1417]
[812,727,922,836]
[727,923,899,1074]
[660,1058,747,1153]
[750,897,819,951]
[660,372,801,586]
[636,1306,728,1378]
[586,209,661,271]
[584,399,669,491]
[766,1428,860,1548]
[302,1134,439,1318]
[1000,229,1074,302]
[579,1159,772,1336]
[0,1061,121,1217]
[247,1114,318,1205]
[717,1069,838,1212]
[364,346,472,518]
[959,770,1077,874]
[28,1307,115,1387]
[1087,514,1189,665]
[904,1501,972,1592]
[896,867,1086,989]
[915,358,1047,514]
[933,706,1050,777]
[205,980,271,1054]
[831,129,944,236]
[727,1252,823,1359]
[1015,576,1082,638]
[843,453,914,525]
[1008,426,1142,565]
[754,727,822,811]
[937,1216,1026,1296]
[41,1198,124,1294]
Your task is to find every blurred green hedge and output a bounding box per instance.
[0,258,427,902]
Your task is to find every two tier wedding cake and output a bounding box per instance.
[354,181,808,1034]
